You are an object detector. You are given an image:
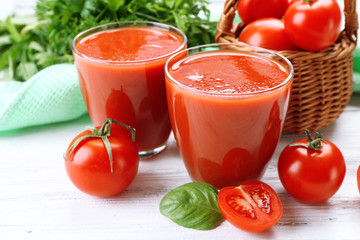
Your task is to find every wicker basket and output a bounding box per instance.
[215,0,358,134]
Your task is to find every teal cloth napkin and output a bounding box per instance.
[0,64,87,132]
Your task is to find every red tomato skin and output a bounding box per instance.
[278,139,346,203]
[284,0,342,52]
[357,165,360,193]
[65,129,139,198]
[239,18,300,51]
[218,180,283,233]
[237,0,289,24]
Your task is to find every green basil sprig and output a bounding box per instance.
[159,182,224,230]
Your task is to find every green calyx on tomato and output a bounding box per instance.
[64,118,139,197]
[278,129,346,203]
[288,129,327,150]
[64,118,136,173]
[302,0,316,4]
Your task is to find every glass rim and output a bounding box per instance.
[72,21,188,64]
[165,43,294,96]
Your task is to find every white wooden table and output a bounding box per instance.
[1,94,360,240]
[1,1,360,239]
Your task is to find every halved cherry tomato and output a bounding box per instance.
[238,18,300,51]
[278,130,346,203]
[237,0,289,24]
[217,180,283,233]
[64,119,139,197]
[284,0,342,51]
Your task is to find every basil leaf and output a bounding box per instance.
[160,182,223,230]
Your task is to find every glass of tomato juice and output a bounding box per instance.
[72,21,187,158]
[165,43,293,189]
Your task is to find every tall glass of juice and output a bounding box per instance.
[72,21,187,158]
[165,43,293,189]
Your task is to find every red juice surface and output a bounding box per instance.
[77,27,183,61]
[166,51,292,189]
[73,26,185,152]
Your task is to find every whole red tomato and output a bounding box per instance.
[217,180,283,233]
[64,119,139,197]
[237,0,289,24]
[278,130,346,203]
[239,18,300,51]
[284,0,342,51]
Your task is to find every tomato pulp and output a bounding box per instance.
[73,22,186,156]
[218,180,283,232]
[166,46,293,189]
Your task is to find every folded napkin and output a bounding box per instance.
[0,64,87,132]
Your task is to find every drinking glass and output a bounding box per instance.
[165,43,293,188]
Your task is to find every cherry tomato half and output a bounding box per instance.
[284,0,342,51]
[217,180,283,233]
[64,119,139,197]
[238,18,300,51]
[278,130,346,203]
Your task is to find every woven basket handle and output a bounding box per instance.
[215,0,239,43]
[344,0,358,42]
[215,0,358,43]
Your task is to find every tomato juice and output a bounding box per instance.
[165,44,293,189]
[72,22,187,157]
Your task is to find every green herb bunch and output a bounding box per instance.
[0,0,217,81]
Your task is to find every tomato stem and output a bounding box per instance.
[288,129,327,150]
[64,118,136,173]
[303,0,315,4]
[99,118,136,142]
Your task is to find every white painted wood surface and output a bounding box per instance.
[2,94,360,240]
[1,0,359,239]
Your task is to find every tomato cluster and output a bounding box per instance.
[237,0,342,52]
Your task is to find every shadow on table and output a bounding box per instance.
[109,137,186,200]
[278,186,360,229]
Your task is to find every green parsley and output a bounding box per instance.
[0,0,217,81]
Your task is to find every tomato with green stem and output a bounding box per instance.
[237,0,289,24]
[64,118,139,197]
[284,0,342,51]
[278,130,346,203]
[217,180,283,233]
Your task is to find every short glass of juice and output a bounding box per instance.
[165,43,293,189]
[72,21,187,158]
